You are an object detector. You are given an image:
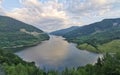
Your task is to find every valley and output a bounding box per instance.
[0,16,120,75]
[0,0,120,75]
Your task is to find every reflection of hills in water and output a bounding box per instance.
[16,35,102,71]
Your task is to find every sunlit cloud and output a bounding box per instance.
[0,0,120,32]
[5,0,71,32]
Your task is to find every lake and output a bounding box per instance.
[16,35,102,71]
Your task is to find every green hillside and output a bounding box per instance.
[52,18,120,53]
[0,16,49,51]
[63,18,120,39]
[74,27,120,53]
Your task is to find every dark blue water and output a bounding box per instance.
[16,35,102,71]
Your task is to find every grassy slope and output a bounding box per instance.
[77,43,99,53]
[98,40,120,53]
[77,40,120,53]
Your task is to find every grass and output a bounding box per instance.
[77,40,120,53]
[98,40,120,53]
[77,43,99,53]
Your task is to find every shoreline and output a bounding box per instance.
[64,39,101,53]
[3,38,50,53]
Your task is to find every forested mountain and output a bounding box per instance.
[51,26,79,36]
[62,18,120,38]
[0,16,49,51]
[51,18,120,53]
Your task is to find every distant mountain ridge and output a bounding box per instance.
[50,26,79,36]
[0,16,49,51]
[63,18,120,39]
[51,18,120,53]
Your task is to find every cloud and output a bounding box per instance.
[36,17,67,32]
[62,0,120,25]
[6,0,71,32]
[0,0,5,15]
[0,0,2,3]
[64,0,117,17]
[0,0,120,32]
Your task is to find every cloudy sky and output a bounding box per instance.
[0,0,120,32]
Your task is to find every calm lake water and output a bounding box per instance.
[16,35,101,71]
